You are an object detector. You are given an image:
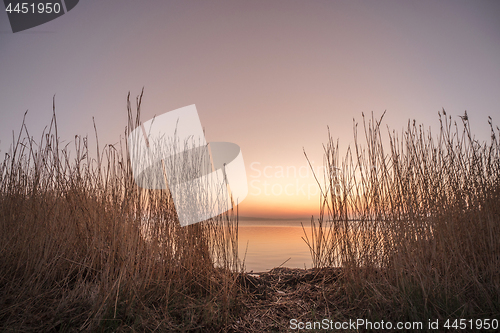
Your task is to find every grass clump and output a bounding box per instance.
[304,110,500,325]
[0,93,242,332]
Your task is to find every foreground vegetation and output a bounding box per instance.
[302,110,500,326]
[1,93,498,332]
[0,94,242,331]
[234,111,499,332]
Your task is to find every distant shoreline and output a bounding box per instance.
[237,216,310,227]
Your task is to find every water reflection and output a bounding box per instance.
[238,220,313,272]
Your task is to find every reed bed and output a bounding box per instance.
[304,110,500,323]
[2,97,499,331]
[0,94,242,332]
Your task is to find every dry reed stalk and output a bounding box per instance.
[304,110,500,321]
[0,93,243,331]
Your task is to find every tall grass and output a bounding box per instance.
[0,93,241,331]
[304,110,500,321]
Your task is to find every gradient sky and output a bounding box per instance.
[1,0,499,218]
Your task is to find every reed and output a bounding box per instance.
[0,93,242,331]
[304,110,500,322]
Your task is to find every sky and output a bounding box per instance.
[1,0,500,219]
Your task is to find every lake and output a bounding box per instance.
[238,219,314,272]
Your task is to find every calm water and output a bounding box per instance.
[238,219,313,272]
